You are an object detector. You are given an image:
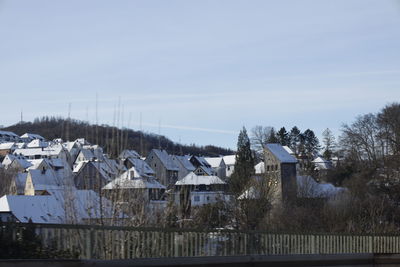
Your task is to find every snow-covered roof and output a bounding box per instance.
[78,149,95,161]
[119,150,141,160]
[28,169,63,191]
[223,155,236,165]
[151,149,179,171]
[265,144,298,163]
[73,161,115,182]
[0,189,115,224]
[15,143,26,149]
[204,157,224,168]
[21,133,45,141]
[312,156,333,170]
[2,154,32,169]
[26,139,48,148]
[254,162,265,174]
[0,142,16,150]
[172,155,195,171]
[283,146,295,155]
[103,167,165,190]
[0,131,19,138]
[126,158,155,175]
[176,172,226,186]
[13,143,64,158]
[297,175,344,198]
[27,159,50,170]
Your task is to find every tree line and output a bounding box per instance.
[2,116,234,157]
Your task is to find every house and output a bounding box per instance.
[175,172,227,209]
[103,166,166,213]
[20,133,46,143]
[24,169,63,196]
[204,157,227,179]
[26,139,48,148]
[145,149,179,187]
[0,189,116,224]
[254,161,265,174]
[0,131,20,143]
[73,160,115,191]
[123,157,154,176]
[223,155,236,177]
[119,150,141,160]
[0,142,17,157]
[171,155,196,180]
[264,143,298,204]
[13,143,70,164]
[74,148,96,163]
[189,156,214,176]
[2,154,32,171]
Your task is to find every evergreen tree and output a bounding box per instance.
[289,126,301,154]
[230,127,255,195]
[322,128,336,160]
[266,127,279,143]
[277,127,289,146]
[303,129,320,156]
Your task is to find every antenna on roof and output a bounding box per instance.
[20,109,23,124]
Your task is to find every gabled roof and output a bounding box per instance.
[21,133,45,141]
[150,149,179,171]
[222,155,236,165]
[78,149,95,161]
[265,144,297,163]
[26,139,48,148]
[312,156,333,170]
[27,159,51,170]
[204,157,225,168]
[0,142,16,150]
[119,150,141,160]
[28,169,63,191]
[172,155,195,171]
[2,154,32,169]
[13,143,64,158]
[283,146,295,155]
[103,167,165,190]
[0,189,116,224]
[126,158,155,175]
[0,131,19,138]
[176,172,226,186]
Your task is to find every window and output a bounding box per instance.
[194,196,200,202]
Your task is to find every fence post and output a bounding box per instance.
[85,227,94,259]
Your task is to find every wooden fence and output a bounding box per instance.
[4,222,400,259]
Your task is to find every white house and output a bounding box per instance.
[223,155,236,177]
[175,172,227,207]
[204,157,227,179]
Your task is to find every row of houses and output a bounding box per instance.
[0,131,238,224]
[0,130,341,225]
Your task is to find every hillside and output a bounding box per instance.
[2,117,234,157]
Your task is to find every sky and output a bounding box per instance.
[1,0,400,149]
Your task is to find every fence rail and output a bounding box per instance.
[3,222,400,259]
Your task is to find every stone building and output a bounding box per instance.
[264,143,298,204]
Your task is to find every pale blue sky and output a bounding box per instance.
[1,0,400,149]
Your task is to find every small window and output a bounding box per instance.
[194,196,200,202]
